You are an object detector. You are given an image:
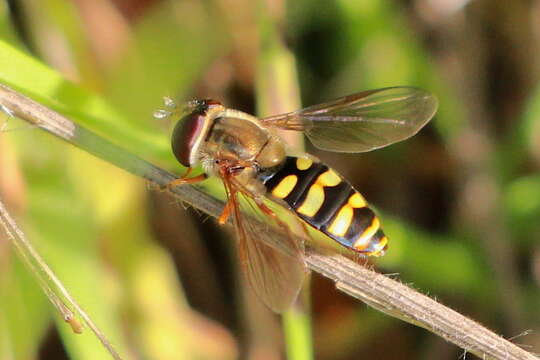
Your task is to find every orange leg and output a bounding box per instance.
[218,199,234,225]
[258,203,291,236]
[257,201,278,218]
[257,202,293,233]
[160,168,207,191]
[256,201,304,254]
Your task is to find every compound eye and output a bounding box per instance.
[171,111,207,167]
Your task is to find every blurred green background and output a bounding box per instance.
[0,0,539,359]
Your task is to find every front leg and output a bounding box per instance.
[160,168,208,191]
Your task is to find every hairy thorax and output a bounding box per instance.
[199,116,287,195]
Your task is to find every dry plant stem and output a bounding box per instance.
[0,200,122,360]
[307,253,536,360]
[0,202,82,333]
[0,84,536,360]
[0,202,73,321]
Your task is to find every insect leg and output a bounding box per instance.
[253,200,305,256]
[218,198,234,225]
[160,168,208,191]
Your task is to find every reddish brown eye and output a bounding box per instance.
[171,111,207,167]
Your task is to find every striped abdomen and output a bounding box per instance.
[259,156,388,256]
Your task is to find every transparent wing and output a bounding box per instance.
[221,176,306,313]
[261,87,438,152]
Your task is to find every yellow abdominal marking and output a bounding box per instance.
[348,192,367,208]
[296,157,313,170]
[272,175,298,199]
[353,217,380,250]
[327,206,353,237]
[297,169,342,217]
[297,185,324,217]
[318,170,341,186]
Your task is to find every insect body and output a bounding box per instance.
[158,87,438,312]
[259,156,387,256]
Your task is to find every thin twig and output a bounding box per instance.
[0,83,536,360]
[0,200,122,359]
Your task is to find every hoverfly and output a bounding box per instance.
[155,87,438,312]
